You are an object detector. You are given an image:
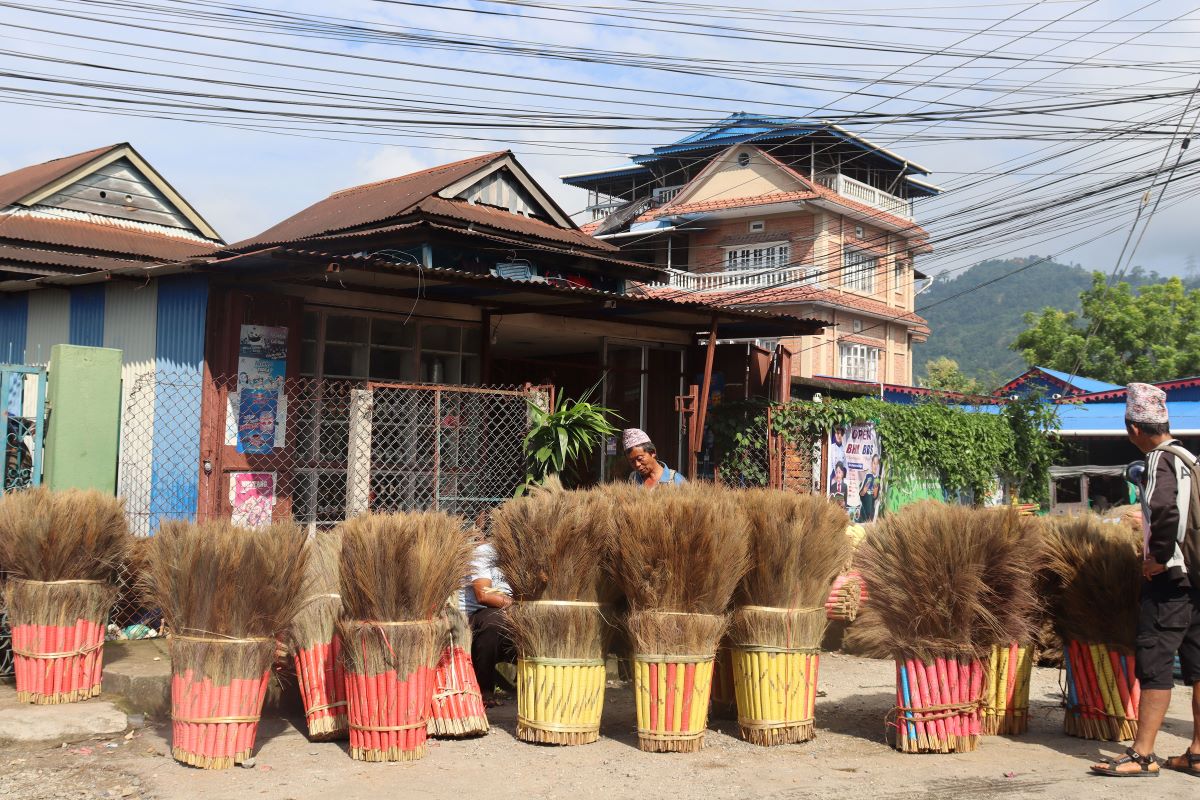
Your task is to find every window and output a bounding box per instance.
[843,248,877,293]
[839,343,879,382]
[749,220,765,232]
[302,310,479,384]
[737,152,751,167]
[854,225,864,239]
[894,258,908,293]
[725,242,791,271]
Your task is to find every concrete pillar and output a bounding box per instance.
[43,344,122,492]
[346,388,373,517]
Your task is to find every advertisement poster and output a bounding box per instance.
[234,325,287,454]
[827,422,882,523]
[237,390,278,454]
[229,471,276,529]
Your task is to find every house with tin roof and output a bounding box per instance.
[562,113,937,390]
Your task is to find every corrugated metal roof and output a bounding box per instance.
[235,247,826,338]
[228,151,509,250]
[0,144,122,207]
[1037,367,1123,394]
[0,214,218,261]
[415,196,617,252]
[0,243,148,273]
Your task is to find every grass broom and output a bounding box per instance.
[730,490,849,746]
[140,520,308,769]
[607,482,750,753]
[856,503,1039,753]
[491,481,616,745]
[289,530,347,741]
[338,511,473,762]
[0,488,130,705]
[427,601,489,738]
[1042,514,1142,741]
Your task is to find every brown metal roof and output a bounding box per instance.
[0,144,123,208]
[228,151,510,250]
[214,247,826,339]
[0,243,148,274]
[0,215,218,262]
[415,196,617,252]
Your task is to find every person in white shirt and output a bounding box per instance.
[462,520,514,707]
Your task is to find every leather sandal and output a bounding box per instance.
[1163,752,1200,776]
[1090,747,1160,777]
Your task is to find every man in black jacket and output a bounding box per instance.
[1094,382,1200,777]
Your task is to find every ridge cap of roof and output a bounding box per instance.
[327,151,508,199]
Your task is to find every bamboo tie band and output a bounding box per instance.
[11,578,107,585]
[350,721,428,732]
[171,635,274,644]
[634,654,715,664]
[519,717,600,734]
[521,656,605,666]
[305,701,348,717]
[172,714,262,724]
[732,644,820,654]
[13,641,104,659]
[739,605,823,614]
[518,600,603,607]
[896,699,984,722]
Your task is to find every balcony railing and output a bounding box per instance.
[814,172,913,221]
[656,265,819,293]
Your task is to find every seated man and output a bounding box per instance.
[462,528,515,707]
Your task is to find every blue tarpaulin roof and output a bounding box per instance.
[1053,400,1200,435]
[1036,367,1123,394]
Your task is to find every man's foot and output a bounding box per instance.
[1091,747,1160,777]
[1163,751,1200,776]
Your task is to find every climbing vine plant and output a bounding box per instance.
[709,394,1060,506]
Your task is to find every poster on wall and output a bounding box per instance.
[229,471,276,528]
[234,325,287,453]
[827,422,883,523]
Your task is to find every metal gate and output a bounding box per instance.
[1,363,48,677]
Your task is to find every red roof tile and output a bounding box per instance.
[0,144,123,208]
[644,283,929,331]
[633,145,929,240]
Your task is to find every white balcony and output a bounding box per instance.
[814,172,913,221]
[657,265,819,293]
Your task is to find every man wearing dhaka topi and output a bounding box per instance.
[622,428,686,489]
[1092,382,1200,777]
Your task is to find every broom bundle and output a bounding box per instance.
[427,602,489,738]
[0,488,130,704]
[1042,514,1141,741]
[289,530,347,741]
[608,482,750,753]
[338,512,472,762]
[491,482,615,745]
[141,520,307,769]
[730,490,849,746]
[856,503,1040,753]
[824,573,863,622]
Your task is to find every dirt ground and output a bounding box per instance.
[2,653,1197,800]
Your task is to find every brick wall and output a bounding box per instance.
[782,437,816,494]
[687,211,816,273]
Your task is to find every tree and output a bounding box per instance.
[921,357,980,394]
[1012,273,1200,383]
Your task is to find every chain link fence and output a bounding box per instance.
[104,371,542,629]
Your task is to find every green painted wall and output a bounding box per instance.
[44,344,122,492]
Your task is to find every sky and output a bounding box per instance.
[2,0,1200,281]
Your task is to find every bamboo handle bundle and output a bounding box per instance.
[823,574,862,622]
[634,654,715,753]
[516,656,606,745]
[293,636,348,741]
[982,642,1033,736]
[1062,640,1139,741]
[731,646,820,746]
[428,644,489,738]
[892,654,983,754]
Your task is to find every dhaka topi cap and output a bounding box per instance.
[622,428,652,452]
[1126,382,1168,424]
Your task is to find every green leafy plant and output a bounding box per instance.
[709,394,1061,507]
[519,383,620,494]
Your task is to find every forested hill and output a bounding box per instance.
[913,257,1169,385]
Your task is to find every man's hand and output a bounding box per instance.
[1143,559,1167,579]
